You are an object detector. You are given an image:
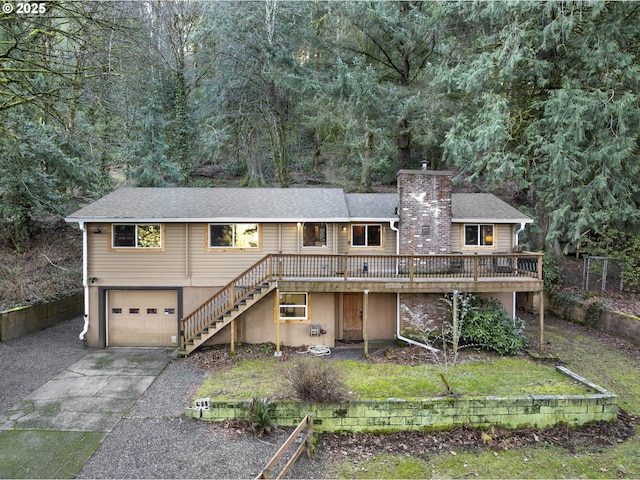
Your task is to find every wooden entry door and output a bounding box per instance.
[343,293,363,341]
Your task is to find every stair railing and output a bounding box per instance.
[179,255,274,350]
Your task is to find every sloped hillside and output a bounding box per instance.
[0,223,83,311]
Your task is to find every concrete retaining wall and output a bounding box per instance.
[186,367,618,433]
[0,295,83,341]
[548,294,640,346]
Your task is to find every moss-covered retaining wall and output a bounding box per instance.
[549,293,640,346]
[186,367,618,433]
[0,295,83,341]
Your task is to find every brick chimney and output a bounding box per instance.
[397,168,453,255]
[397,168,454,338]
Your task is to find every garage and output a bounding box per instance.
[107,290,178,347]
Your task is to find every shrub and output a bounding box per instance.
[285,357,349,403]
[460,298,530,355]
[249,397,277,437]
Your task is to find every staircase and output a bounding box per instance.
[179,256,276,355]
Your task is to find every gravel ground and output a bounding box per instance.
[0,315,88,412]
[0,316,323,479]
[75,358,324,479]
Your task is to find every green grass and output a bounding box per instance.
[197,359,282,400]
[320,317,640,479]
[325,439,640,479]
[195,357,588,401]
[0,430,105,479]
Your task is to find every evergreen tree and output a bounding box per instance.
[442,1,640,253]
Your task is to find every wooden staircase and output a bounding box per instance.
[179,256,276,355]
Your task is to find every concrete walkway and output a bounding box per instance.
[0,347,171,478]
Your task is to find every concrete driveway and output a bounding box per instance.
[0,347,171,478]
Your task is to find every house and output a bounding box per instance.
[65,168,544,355]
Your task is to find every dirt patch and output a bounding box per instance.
[317,409,636,459]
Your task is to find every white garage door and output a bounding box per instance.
[107,290,178,347]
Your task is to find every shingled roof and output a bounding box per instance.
[66,187,350,223]
[452,193,531,224]
[67,187,531,224]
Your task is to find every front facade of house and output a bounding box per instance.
[66,169,544,354]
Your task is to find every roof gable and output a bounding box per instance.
[451,193,531,224]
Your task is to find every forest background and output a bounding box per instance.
[1,1,640,308]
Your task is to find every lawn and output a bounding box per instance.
[322,315,640,479]
[195,356,590,401]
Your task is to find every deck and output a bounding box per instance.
[271,252,543,293]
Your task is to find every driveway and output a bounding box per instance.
[0,318,171,479]
[0,317,317,479]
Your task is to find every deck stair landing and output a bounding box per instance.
[179,256,275,355]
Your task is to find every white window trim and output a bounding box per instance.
[278,292,309,322]
[207,223,260,249]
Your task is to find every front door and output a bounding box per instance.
[343,293,363,341]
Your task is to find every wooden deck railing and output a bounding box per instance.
[272,252,542,282]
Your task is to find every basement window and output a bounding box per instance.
[278,292,309,322]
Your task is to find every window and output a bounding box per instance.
[278,292,308,321]
[351,224,382,247]
[112,224,162,249]
[303,222,327,247]
[208,224,259,249]
[464,224,494,247]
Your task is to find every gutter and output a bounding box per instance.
[78,221,89,341]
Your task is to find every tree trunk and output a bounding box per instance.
[245,127,265,187]
[269,116,290,188]
[360,130,373,193]
[397,115,412,170]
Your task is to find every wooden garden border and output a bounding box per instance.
[256,414,314,479]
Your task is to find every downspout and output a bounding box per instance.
[395,293,439,354]
[389,220,399,255]
[515,222,526,248]
[389,220,439,354]
[513,222,527,320]
[79,221,89,341]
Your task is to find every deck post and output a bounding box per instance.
[274,288,282,356]
[230,319,235,354]
[538,291,545,354]
[363,289,369,358]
